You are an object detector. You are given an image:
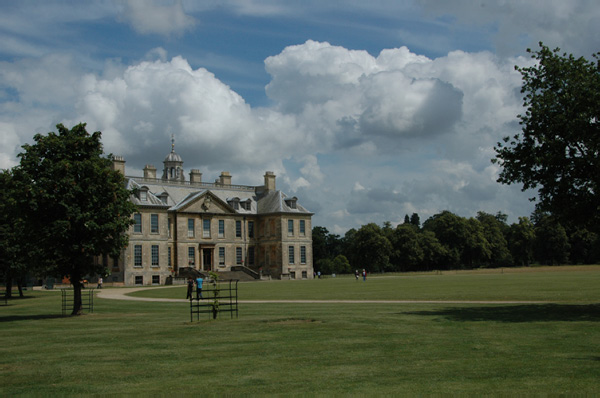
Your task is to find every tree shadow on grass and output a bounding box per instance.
[404,304,600,323]
[0,314,66,323]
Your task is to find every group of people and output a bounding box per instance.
[186,276,204,300]
[355,269,367,281]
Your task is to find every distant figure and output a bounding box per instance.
[186,277,194,300]
[355,270,359,281]
[97,277,103,289]
[196,276,204,299]
[317,271,321,279]
[362,269,367,282]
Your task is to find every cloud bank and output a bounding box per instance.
[0,39,537,232]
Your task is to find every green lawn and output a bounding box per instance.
[133,265,600,303]
[2,266,599,395]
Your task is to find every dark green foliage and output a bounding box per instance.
[568,228,600,264]
[507,217,535,267]
[312,226,344,274]
[423,211,491,269]
[410,213,421,228]
[12,123,136,314]
[476,211,512,267]
[390,224,424,271]
[312,226,330,265]
[0,170,30,298]
[534,215,570,265]
[351,223,393,272]
[494,43,600,231]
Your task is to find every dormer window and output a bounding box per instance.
[241,199,252,211]
[227,197,240,210]
[285,196,298,209]
[159,192,169,205]
[139,187,149,202]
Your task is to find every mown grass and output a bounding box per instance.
[133,265,600,303]
[1,266,600,395]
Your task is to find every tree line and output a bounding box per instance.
[312,211,599,275]
[315,43,600,275]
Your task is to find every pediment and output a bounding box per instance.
[177,191,234,214]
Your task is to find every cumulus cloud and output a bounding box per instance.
[0,38,535,230]
[120,0,196,36]
[69,56,311,180]
[419,0,600,57]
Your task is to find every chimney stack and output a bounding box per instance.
[190,169,203,183]
[143,164,157,179]
[264,171,276,191]
[219,171,232,186]
[112,156,125,174]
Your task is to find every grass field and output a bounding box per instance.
[2,266,600,395]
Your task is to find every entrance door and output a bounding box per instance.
[202,248,212,271]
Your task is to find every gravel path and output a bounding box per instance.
[96,286,547,304]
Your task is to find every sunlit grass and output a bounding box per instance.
[132,265,600,303]
[1,266,599,395]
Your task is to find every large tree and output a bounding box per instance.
[423,211,491,268]
[0,170,30,298]
[351,223,392,272]
[13,123,136,314]
[507,217,535,267]
[533,215,570,265]
[494,43,600,230]
[476,211,512,267]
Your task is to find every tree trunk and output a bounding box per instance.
[5,277,12,299]
[71,277,83,315]
[17,278,24,297]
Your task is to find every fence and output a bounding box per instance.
[189,279,238,321]
[61,288,95,315]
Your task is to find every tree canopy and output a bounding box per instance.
[0,169,31,298]
[12,123,136,314]
[494,43,600,230]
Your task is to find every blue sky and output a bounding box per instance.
[1,1,598,234]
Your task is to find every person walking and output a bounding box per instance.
[186,277,194,300]
[97,277,103,289]
[355,270,359,281]
[196,276,204,299]
[362,269,367,282]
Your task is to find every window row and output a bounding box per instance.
[133,245,172,268]
[289,270,309,280]
[187,218,254,239]
[187,246,256,266]
[287,219,307,236]
[133,214,308,239]
[133,213,160,234]
[288,245,307,265]
[134,275,162,285]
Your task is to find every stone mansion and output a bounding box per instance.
[107,140,314,286]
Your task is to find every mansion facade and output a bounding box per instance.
[107,142,314,286]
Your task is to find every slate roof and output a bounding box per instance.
[125,176,312,215]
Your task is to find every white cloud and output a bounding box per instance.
[120,0,196,37]
[419,0,600,57]
[0,39,535,231]
[299,155,325,183]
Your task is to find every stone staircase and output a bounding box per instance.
[176,266,260,282]
[213,270,258,282]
